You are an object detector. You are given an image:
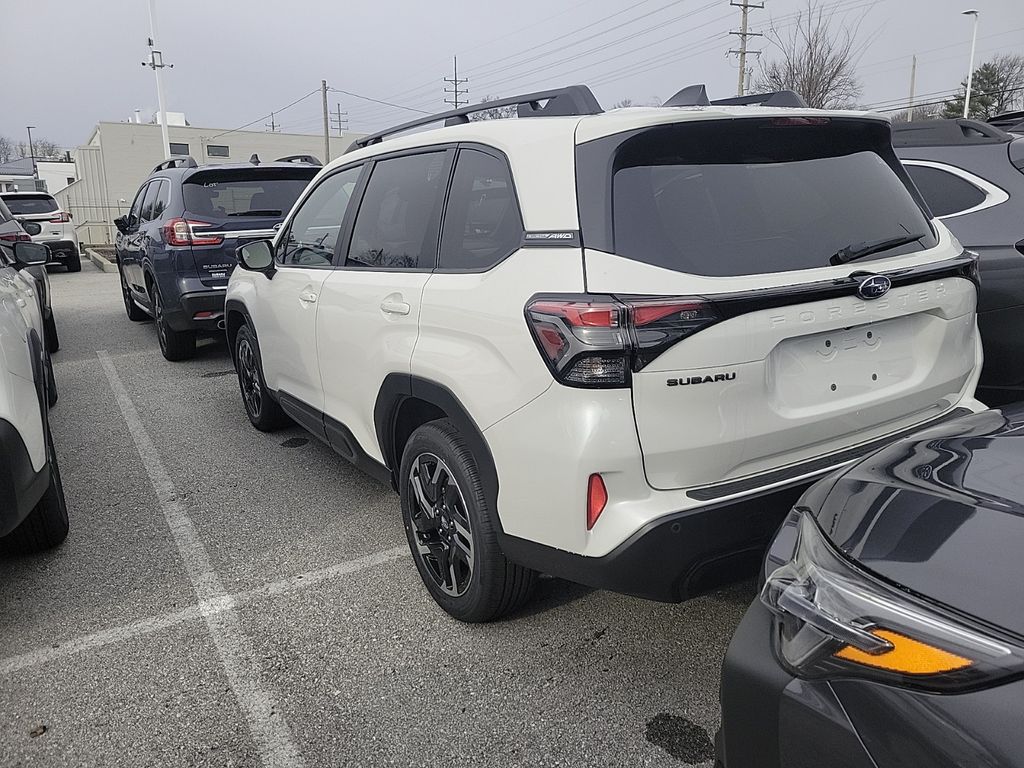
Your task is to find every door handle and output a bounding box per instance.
[299,290,318,304]
[380,299,411,316]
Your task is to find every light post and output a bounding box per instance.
[962,9,980,119]
[25,126,37,181]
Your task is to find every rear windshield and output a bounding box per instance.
[183,169,316,218]
[577,118,937,277]
[2,194,58,215]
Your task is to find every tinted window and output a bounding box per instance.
[2,194,58,215]
[906,165,987,217]
[279,166,362,267]
[347,152,448,270]
[128,184,149,225]
[152,180,170,219]
[207,145,229,158]
[439,149,522,270]
[581,119,937,277]
[183,169,315,218]
[140,182,162,222]
[169,142,189,155]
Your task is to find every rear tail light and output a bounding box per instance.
[0,232,31,242]
[163,218,223,247]
[525,295,720,388]
[49,212,71,223]
[587,474,607,530]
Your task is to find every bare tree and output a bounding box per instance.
[756,0,866,109]
[470,95,518,121]
[612,98,635,109]
[16,138,63,160]
[891,105,942,123]
[0,136,13,163]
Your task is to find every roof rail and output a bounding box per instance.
[988,111,1024,131]
[275,154,323,166]
[152,156,198,174]
[664,84,807,108]
[351,85,603,151]
[891,118,1011,147]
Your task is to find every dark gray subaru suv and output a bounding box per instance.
[115,155,319,360]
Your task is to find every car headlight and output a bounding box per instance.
[761,512,1024,692]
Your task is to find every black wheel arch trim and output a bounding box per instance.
[374,374,499,506]
[224,298,255,365]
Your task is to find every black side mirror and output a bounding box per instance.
[114,215,130,234]
[237,240,275,277]
[13,241,49,268]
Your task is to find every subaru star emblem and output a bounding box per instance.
[857,274,891,300]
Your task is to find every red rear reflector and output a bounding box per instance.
[587,474,608,530]
[193,311,217,320]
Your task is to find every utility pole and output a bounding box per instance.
[444,56,469,109]
[906,55,917,122]
[25,126,37,180]
[321,79,330,164]
[962,9,980,119]
[330,104,348,137]
[265,112,277,132]
[143,0,174,159]
[729,0,764,96]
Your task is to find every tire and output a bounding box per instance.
[64,249,82,273]
[152,283,196,361]
[44,312,59,353]
[2,424,69,553]
[234,324,289,431]
[119,264,148,322]
[44,353,57,408]
[400,419,536,622]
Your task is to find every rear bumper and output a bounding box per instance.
[35,239,78,259]
[500,480,807,602]
[0,419,48,537]
[163,289,227,331]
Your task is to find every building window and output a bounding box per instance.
[207,144,229,158]
[66,177,75,186]
[169,142,189,156]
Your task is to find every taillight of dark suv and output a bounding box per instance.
[525,296,721,387]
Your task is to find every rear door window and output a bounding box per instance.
[439,148,522,270]
[346,151,450,270]
[279,166,362,267]
[578,118,937,277]
[2,194,58,215]
[183,169,316,218]
[140,182,162,222]
[905,164,987,217]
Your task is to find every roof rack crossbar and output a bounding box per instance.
[350,85,603,151]
[152,155,198,174]
[275,154,323,166]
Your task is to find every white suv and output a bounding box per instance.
[226,85,984,621]
[1,192,81,272]
[0,238,68,552]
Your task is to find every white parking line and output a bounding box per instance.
[0,545,408,676]
[96,350,313,767]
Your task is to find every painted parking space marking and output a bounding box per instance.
[97,350,310,767]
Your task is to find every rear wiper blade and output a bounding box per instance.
[228,209,282,217]
[829,234,925,266]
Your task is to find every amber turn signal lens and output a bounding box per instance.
[835,628,973,675]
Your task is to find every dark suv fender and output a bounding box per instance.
[374,374,498,507]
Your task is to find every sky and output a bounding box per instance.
[4,0,1023,151]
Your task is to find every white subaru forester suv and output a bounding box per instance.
[226,85,984,622]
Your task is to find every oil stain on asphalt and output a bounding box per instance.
[280,437,309,448]
[645,713,714,763]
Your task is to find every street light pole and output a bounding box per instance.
[25,126,37,180]
[962,9,980,119]
[144,0,174,159]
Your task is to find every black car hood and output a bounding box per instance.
[814,405,1024,637]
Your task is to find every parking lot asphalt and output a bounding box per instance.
[0,261,760,768]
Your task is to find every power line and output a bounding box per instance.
[328,87,431,115]
[206,88,319,139]
[443,57,469,109]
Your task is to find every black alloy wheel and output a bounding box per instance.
[407,452,475,597]
[237,335,263,421]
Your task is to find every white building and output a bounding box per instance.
[0,158,78,195]
[57,119,365,245]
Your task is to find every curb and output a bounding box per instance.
[85,248,118,273]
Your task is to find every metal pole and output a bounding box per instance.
[147,0,172,159]
[736,4,749,96]
[322,80,330,164]
[26,126,37,180]
[907,54,917,122]
[962,9,980,119]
